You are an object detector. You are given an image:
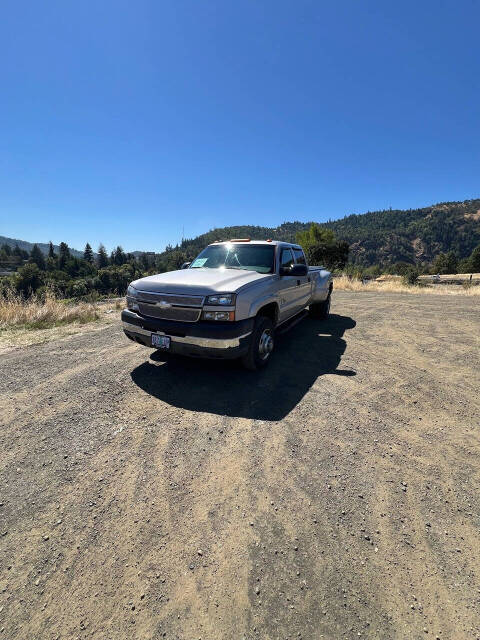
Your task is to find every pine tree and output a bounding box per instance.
[433,251,458,275]
[97,244,109,268]
[83,242,94,263]
[113,246,126,265]
[470,245,480,272]
[29,244,46,270]
[58,242,71,270]
[48,241,55,258]
[60,243,70,256]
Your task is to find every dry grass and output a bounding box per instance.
[334,275,480,296]
[0,291,100,330]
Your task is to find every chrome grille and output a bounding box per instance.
[137,291,204,307]
[137,303,201,322]
[135,291,204,322]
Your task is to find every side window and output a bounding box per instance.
[280,248,295,270]
[293,248,306,264]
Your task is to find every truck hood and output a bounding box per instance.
[131,268,272,295]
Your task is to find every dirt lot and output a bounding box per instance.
[1,292,479,640]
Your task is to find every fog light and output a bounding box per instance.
[203,310,235,321]
[126,297,139,312]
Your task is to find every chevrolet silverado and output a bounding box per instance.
[122,239,332,369]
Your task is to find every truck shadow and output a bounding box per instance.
[130,314,356,421]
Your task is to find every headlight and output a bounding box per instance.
[127,285,138,298]
[205,293,236,306]
[202,310,235,321]
[126,285,139,311]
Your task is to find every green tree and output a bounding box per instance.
[391,261,415,276]
[97,244,109,268]
[48,241,55,258]
[1,243,12,256]
[29,244,46,270]
[14,263,43,295]
[140,252,152,271]
[296,224,349,270]
[469,245,480,272]
[83,242,94,263]
[12,244,29,260]
[363,264,381,278]
[402,267,419,285]
[432,251,458,274]
[58,242,71,269]
[296,224,337,251]
[46,256,57,272]
[112,246,127,266]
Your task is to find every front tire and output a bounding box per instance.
[241,316,274,370]
[309,291,331,319]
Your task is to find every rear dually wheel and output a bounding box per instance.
[309,290,331,320]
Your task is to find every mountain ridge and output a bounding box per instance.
[171,199,480,267]
[2,198,479,267]
[0,236,85,259]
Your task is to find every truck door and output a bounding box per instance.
[277,248,301,322]
[292,247,312,310]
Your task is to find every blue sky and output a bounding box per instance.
[0,0,479,253]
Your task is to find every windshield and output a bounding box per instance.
[190,244,275,274]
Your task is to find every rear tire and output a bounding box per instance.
[309,292,331,320]
[241,316,274,370]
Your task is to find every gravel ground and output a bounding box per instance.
[0,291,479,640]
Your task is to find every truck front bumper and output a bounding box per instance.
[121,309,253,360]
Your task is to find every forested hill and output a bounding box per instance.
[324,199,480,266]
[172,199,480,267]
[0,236,85,259]
[2,198,480,268]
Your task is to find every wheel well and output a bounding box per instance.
[256,302,279,325]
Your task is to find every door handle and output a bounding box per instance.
[297,280,301,286]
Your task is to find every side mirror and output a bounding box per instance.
[280,264,308,276]
[181,262,191,269]
[292,264,308,276]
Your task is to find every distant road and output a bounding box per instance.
[419,272,480,282]
[1,292,479,639]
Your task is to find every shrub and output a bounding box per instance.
[402,268,419,286]
[14,263,43,295]
[70,280,89,298]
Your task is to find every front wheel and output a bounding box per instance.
[309,292,331,319]
[241,316,274,370]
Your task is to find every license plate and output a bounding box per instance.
[151,334,171,349]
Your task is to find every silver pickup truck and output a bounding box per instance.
[122,239,332,369]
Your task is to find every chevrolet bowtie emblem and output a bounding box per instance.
[157,300,172,308]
